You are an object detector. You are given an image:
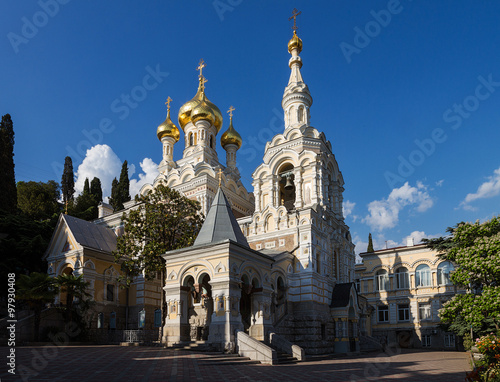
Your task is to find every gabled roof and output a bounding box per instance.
[330,282,356,308]
[62,214,117,253]
[193,187,249,247]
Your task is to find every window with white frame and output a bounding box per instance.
[376,269,390,291]
[437,261,454,285]
[396,267,409,289]
[378,305,389,322]
[422,334,431,347]
[106,284,114,302]
[419,303,432,321]
[416,264,432,287]
[398,304,410,322]
[444,333,455,347]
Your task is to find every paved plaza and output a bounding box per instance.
[1,345,471,382]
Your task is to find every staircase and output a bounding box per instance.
[169,341,261,365]
[274,348,298,364]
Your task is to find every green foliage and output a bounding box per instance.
[114,184,204,287]
[61,156,75,205]
[367,233,374,252]
[90,177,103,203]
[16,272,58,341]
[70,177,99,220]
[17,180,61,220]
[0,113,17,213]
[467,334,500,381]
[0,212,56,299]
[83,178,90,195]
[430,216,500,338]
[109,161,131,212]
[54,273,92,326]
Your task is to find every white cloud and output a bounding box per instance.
[435,179,444,187]
[343,200,356,219]
[129,158,159,197]
[75,145,159,203]
[460,167,500,210]
[75,144,122,201]
[362,182,433,231]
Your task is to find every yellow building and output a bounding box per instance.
[354,239,464,350]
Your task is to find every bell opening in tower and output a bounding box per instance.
[278,163,296,212]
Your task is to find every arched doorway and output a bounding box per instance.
[240,275,252,333]
[348,306,356,352]
[186,273,213,340]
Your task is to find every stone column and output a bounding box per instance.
[294,169,303,209]
[162,285,188,345]
[253,180,261,213]
[248,287,274,342]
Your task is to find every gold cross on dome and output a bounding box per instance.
[289,8,301,31]
[165,96,172,111]
[227,105,235,118]
[197,59,206,77]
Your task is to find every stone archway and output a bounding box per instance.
[239,275,252,333]
[187,273,213,340]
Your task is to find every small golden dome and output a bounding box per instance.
[221,117,242,150]
[157,109,180,142]
[178,82,204,131]
[288,30,302,54]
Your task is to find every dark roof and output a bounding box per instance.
[63,214,117,253]
[330,282,355,308]
[193,187,249,247]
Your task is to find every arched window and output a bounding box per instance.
[278,163,295,212]
[416,264,431,287]
[298,106,304,123]
[210,135,213,148]
[376,269,389,291]
[396,267,409,289]
[437,261,454,285]
[189,133,193,146]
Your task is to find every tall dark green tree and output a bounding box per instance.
[118,160,131,204]
[61,156,75,206]
[17,180,61,220]
[367,233,374,252]
[83,178,90,195]
[0,114,16,213]
[90,177,103,203]
[109,161,131,212]
[109,177,121,211]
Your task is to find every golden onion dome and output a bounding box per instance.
[191,96,216,126]
[205,99,223,132]
[178,83,204,131]
[221,117,242,150]
[157,109,180,142]
[288,30,302,54]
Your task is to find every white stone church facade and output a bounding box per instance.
[44,25,360,354]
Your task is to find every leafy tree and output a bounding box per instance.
[17,180,61,220]
[114,185,204,325]
[16,272,57,341]
[0,114,16,213]
[90,177,103,203]
[54,273,91,326]
[367,233,374,252]
[61,156,75,206]
[425,216,500,337]
[83,178,90,195]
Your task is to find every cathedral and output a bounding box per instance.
[44,16,361,355]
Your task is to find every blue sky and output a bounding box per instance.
[2,0,500,253]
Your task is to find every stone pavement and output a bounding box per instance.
[1,345,471,382]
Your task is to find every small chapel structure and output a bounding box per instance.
[44,12,361,355]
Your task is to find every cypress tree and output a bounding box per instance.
[0,114,16,213]
[118,160,131,204]
[109,178,122,211]
[83,178,90,195]
[367,233,374,252]
[90,177,103,203]
[61,156,75,205]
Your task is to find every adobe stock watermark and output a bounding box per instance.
[212,0,243,21]
[7,0,72,54]
[385,74,500,189]
[51,64,169,176]
[340,0,412,64]
[238,107,284,164]
[349,341,402,381]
